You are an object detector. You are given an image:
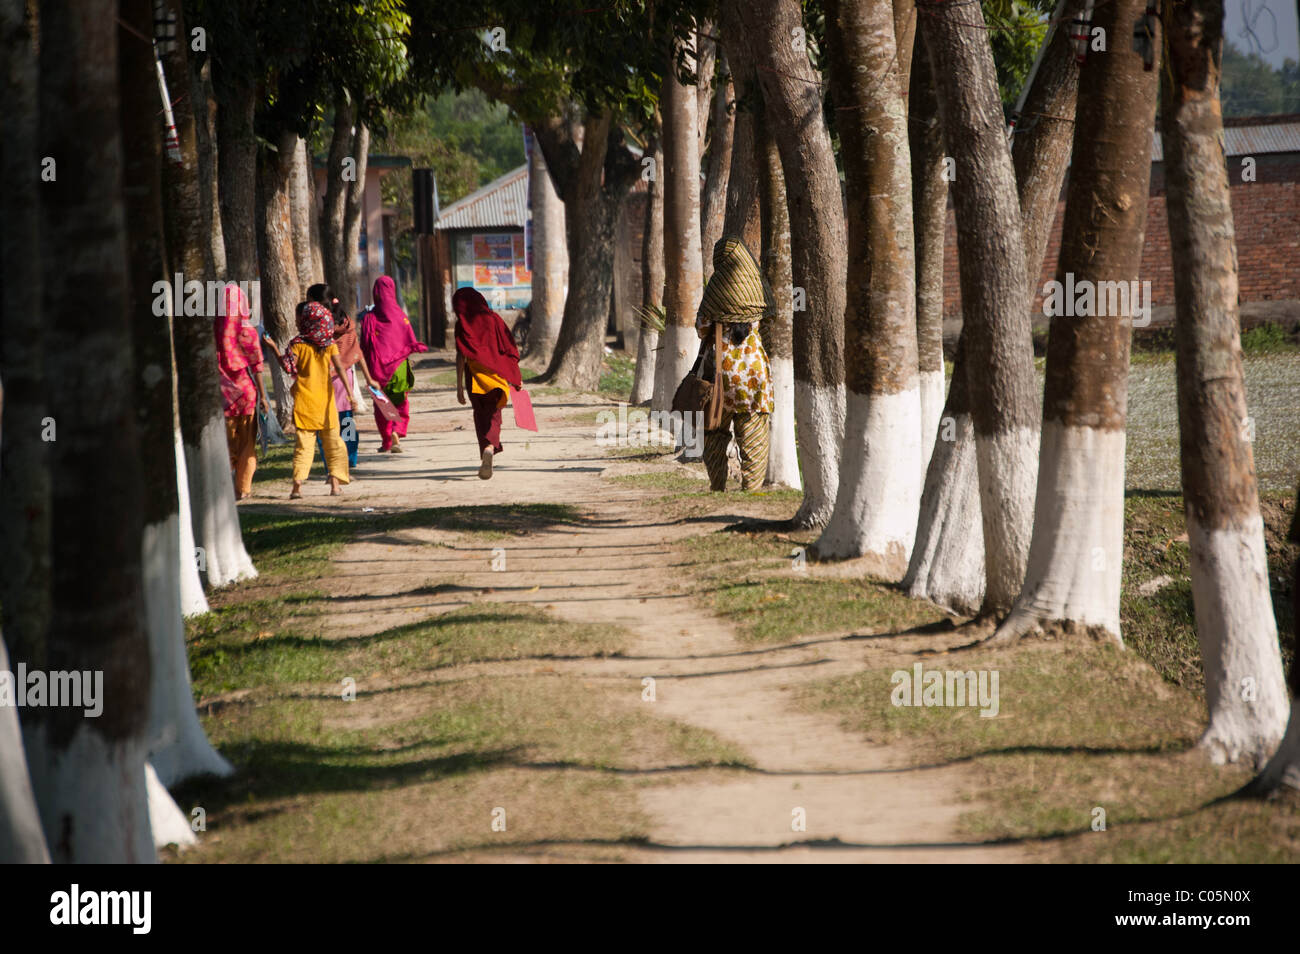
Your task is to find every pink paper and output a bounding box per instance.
[511,387,538,431]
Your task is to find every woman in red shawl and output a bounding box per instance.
[214,283,268,499]
[453,288,521,480]
[360,275,427,453]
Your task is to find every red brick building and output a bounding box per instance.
[942,114,1300,326]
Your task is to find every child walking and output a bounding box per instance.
[453,288,521,480]
[264,301,353,498]
[307,284,379,470]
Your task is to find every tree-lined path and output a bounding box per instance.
[208,352,1023,862]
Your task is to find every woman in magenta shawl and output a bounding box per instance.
[360,275,427,453]
[453,287,521,480]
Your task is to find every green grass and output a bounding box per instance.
[680,530,945,642]
[599,352,636,398]
[1241,322,1300,354]
[800,640,1300,862]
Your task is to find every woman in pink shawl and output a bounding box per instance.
[214,283,268,499]
[360,275,427,453]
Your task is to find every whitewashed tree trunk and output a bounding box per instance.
[657,43,705,411]
[1163,0,1288,764]
[527,130,568,369]
[146,762,196,849]
[815,0,920,575]
[175,430,209,617]
[187,413,257,587]
[0,640,49,863]
[995,0,1159,644]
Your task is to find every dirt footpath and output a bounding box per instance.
[246,351,1023,863]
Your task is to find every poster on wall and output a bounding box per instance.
[455,229,532,310]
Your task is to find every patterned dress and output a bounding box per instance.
[697,317,775,415]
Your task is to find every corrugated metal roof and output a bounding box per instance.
[1152,120,1300,161]
[435,165,528,230]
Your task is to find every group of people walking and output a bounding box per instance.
[213,276,523,498]
[211,235,769,499]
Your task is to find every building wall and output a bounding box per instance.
[942,152,1300,320]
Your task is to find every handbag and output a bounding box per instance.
[672,322,724,430]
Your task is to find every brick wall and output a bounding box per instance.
[942,152,1300,320]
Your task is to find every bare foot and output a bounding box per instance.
[329,477,342,496]
[290,482,303,500]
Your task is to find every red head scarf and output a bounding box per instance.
[361,275,427,386]
[453,287,521,389]
[274,301,335,377]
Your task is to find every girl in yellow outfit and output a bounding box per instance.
[264,302,354,498]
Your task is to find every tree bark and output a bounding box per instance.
[700,50,735,282]
[526,128,569,370]
[909,39,947,477]
[657,39,706,415]
[288,134,317,291]
[126,0,232,794]
[1162,0,1287,765]
[215,78,257,284]
[258,129,302,427]
[533,112,641,390]
[343,120,370,308]
[303,138,325,283]
[190,53,225,279]
[741,0,848,528]
[0,0,52,864]
[921,0,1038,614]
[631,134,664,405]
[720,4,762,253]
[815,0,920,574]
[322,92,353,303]
[24,0,154,862]
[995,0,1160,643]
[164,6,258,591]
[757,123,800,489]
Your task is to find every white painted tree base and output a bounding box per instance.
[143,515,234,787]
[654,323,698,414]
[996,422,1125,643]
[918,368,946,476]
[630,329,659,405]
[903,410,985,615]
[766,356,801,489]
[975,425,1039,611]
[146,761,196,850]
[175,430,209,617]
[1251,703,1300,793]
[23,724,155,863]
[0,641,50,863]
[186,412,257,588]
[792,380,844,529]
[1188,517,1289,765]
[815,387,921,578]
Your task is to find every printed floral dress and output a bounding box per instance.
[695,315,775,415]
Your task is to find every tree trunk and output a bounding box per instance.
[700,50,735,282]
[1162,0,1287,764]
[909,39,947,477]
[757,124,801,489]
[534,113,640,390]
[24,0,154,862]
[164,7,257,591]
[527,128,569,369]
[815,0,920,574]
[215,79,257,284]
[742,0,848,528]
[342,120,370,309]
[303,138,325,283]
[322,92,353,303]
[922,0,1038,614]
[906,4,1081,615]
[288,134,317,291]
[126,0,232,792]
[893,0,917,92]
[657,40,706,415]
[720,6,762,253]
[903,333,986,613]
[258,129,302,427]
[631,134,664,405]
[190,54,225,279]
[995,0,1160,643]
[0,0,52,864]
